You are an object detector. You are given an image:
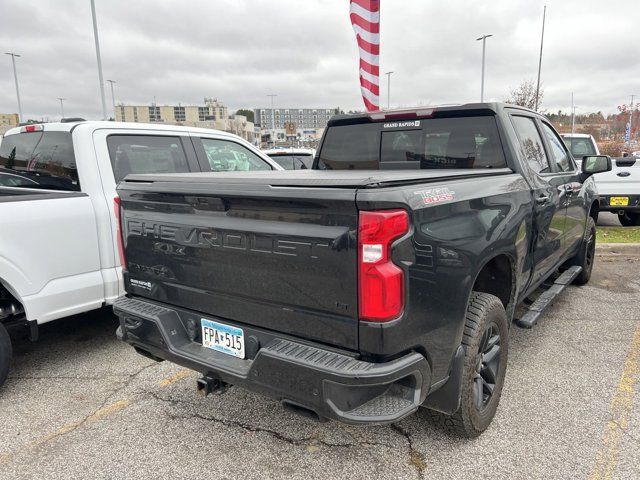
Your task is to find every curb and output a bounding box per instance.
[596,243,640,257]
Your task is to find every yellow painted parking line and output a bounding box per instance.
[159,368,193,387]
[85,399,131,422]
[0,399,131,465]
[590,322,640,480]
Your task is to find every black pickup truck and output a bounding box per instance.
[114,103,611,437]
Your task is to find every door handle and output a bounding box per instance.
[536,195,550,204]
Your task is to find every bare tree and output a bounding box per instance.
[505,80,544,110]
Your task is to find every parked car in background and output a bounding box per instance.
[561,133,600,158]
[0,121,279,389]
[114,103,610,437]
[263,148,315,170]
[593,156,640,226]
[558,133,640,225]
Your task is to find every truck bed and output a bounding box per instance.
[117,167,520,354]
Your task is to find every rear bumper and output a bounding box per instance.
[114,296,431,424]
[598,195,640,213]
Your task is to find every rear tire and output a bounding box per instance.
[618,212,640,227]
[0,323,12,389]
[425,292,508,438]
[567,216,596,285]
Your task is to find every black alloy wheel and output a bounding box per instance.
[474,323,501,410]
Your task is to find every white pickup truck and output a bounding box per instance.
[0,121,280,387]
[560,133,640,226]
[593,156,640,226]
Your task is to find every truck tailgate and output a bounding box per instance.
[117,177,359,350]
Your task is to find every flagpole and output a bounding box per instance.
[535,5,546,111]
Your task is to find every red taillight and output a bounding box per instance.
[20,124,44,133]
[113,196,126,269]
[358,209,409,322]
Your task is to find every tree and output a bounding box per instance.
[235,109,254,123]
[505,80,544,111]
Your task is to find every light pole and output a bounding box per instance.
[476,34,493,102]
[57,97,66,118]
[5,52,23,121]
[534,6,547,111]
[90,0,107,120]
[107,79,116,119]
[267,94,277,147]
[385,71,394,110]
[628,94,637,149]
[571,92,575,134]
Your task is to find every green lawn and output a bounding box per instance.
[598,227,640,243]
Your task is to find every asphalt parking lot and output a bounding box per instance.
[1,250,639,480]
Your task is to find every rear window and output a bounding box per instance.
[562,137,597,157]
[318,115,506,170]
[199,138,271,172]
[268,154,312,170]
[107,135,190,182]
[0,131,79,191]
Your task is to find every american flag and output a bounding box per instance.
[350,0,380,111]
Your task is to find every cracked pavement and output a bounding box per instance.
[1,252,639,479]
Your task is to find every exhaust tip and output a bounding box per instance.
[281,400,326,422]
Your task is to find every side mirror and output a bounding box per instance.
[581,155,612,175]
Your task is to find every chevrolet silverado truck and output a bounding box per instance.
[0,121,279,389]
[114,103,611,437]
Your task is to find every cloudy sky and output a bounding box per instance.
[1,0,638,121]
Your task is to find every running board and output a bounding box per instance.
[515,265,583,329]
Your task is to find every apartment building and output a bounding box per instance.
[111,98,256,142]
[254,108,338,129]
[0,113,19,135]
[115,98,228,124]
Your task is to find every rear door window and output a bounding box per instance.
[107,135,191,182]
[318,115,507,170]
[0,131,80,191]
[197,138,272,172]
[510,116,551,174]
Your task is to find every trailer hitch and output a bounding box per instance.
[196,376,227,397]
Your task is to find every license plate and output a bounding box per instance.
[610,197,629,206]
[201,319,245,359]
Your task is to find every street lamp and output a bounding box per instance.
[476,34,493,103]
[534,6,547,111]
[267,94,277,147]
[57,97,66,118]
[628,94,638,149]
[107,79,116,119]
[5,52,23,121]
[385,71,394,110]
[90,0,108,120]
[571,92,576,134]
